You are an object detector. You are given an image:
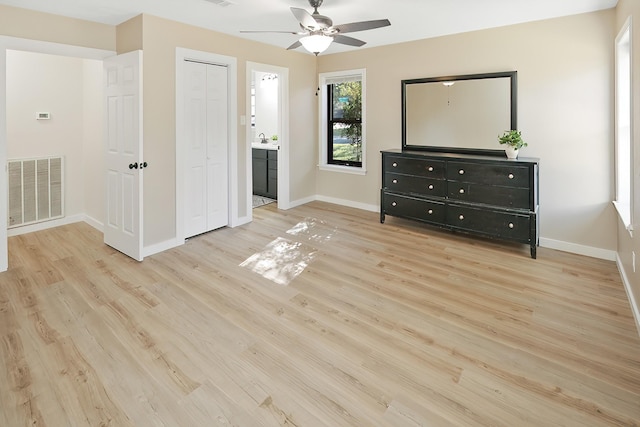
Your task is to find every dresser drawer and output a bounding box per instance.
[385,173,445,197]
[446,204,531,241]
[384,156,445,178]
[447,161,530,188]
[383,192,445,223]
[447,182,530,209]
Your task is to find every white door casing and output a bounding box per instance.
[103,50,143,261]
[176,48,238,246]
[184,60,229,237]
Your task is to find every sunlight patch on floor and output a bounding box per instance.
[240,217,337,285]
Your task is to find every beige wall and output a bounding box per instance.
[6,50,103,223]
[126,15,317,247]
[318,10,616,257]
[0,4,115,51]
[615,0,640,328]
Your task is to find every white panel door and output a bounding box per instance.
[104,50,143,261]
[185,62,207,237]
[206,64,229,230]
[184,61,228,237]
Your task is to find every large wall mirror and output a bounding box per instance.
[402,71,517,155]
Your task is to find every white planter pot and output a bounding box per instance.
[504,146,519,159]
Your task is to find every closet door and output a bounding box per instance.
[184,60,228,237]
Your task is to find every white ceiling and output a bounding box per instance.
[0,0,618,54]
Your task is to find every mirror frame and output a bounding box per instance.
[401,71,517,156]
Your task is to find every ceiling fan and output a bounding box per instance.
[240,0,391,55]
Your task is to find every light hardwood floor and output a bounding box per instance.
[1,201,639,426]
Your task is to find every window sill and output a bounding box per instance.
[318,164,366,175]
[613,200,633,236]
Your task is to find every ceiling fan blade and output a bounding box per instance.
[286,40,302,50]
[333,19,391,34]
[332,34,366,47]
[240,30,301,34]
[291,7,318,30]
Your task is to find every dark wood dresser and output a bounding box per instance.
[380,149,539,258]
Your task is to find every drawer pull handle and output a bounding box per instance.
[392,179,398,184]
[392,202,397,207]
[428,166,434,172]
[508,173,514,179]
[459,188,465,194]
[428,184,434,190]
[428,209,433,215]
[508,222,514,229]
[459,169,465,175]
[392,162,398,167]
[459,214,464,220]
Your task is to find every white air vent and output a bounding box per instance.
[8,156,64,228]
[204,0,234,6]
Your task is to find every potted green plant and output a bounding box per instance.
[498,130,527,159]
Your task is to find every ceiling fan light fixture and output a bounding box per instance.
[300,34,333,54]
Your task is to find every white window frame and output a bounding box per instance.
[614,17,633,235]
[318,68,367,175]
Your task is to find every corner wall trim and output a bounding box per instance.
[143,238,183,258]
[314,195,378,213]
[616,253,640,338]
[538,237,616,261]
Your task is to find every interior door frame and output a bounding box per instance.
[175,48,238,245]
[246,61,290,216]
[0,36,114,272]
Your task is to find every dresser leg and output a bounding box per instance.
[530,244,537,259]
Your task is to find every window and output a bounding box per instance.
[614,17,633,232]
[319,69,366,174]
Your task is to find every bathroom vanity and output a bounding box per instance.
[252,144,278,200]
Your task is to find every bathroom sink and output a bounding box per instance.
[251,141,279,150]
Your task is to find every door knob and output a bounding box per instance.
[129,162,138,169]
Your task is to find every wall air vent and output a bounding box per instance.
[8,156,64,228]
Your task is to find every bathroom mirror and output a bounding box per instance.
[402,71,517,155]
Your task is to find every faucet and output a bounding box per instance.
[258,132,268,144]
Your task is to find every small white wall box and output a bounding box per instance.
[36,112,50,120]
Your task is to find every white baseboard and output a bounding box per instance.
[231,215,251,227]
[539,237,616,261]
[616,254,640,337]
[83,214,103,232]
[143,238,183,258]
[314,195,379,213]
[288,195,316,209]
[7,214,85,237]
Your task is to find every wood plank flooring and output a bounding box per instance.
[0,201,639,426]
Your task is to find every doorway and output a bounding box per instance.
[0,37,115,272]
[246,62,290,217]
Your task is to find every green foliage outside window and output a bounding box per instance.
[330,81,362,165]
